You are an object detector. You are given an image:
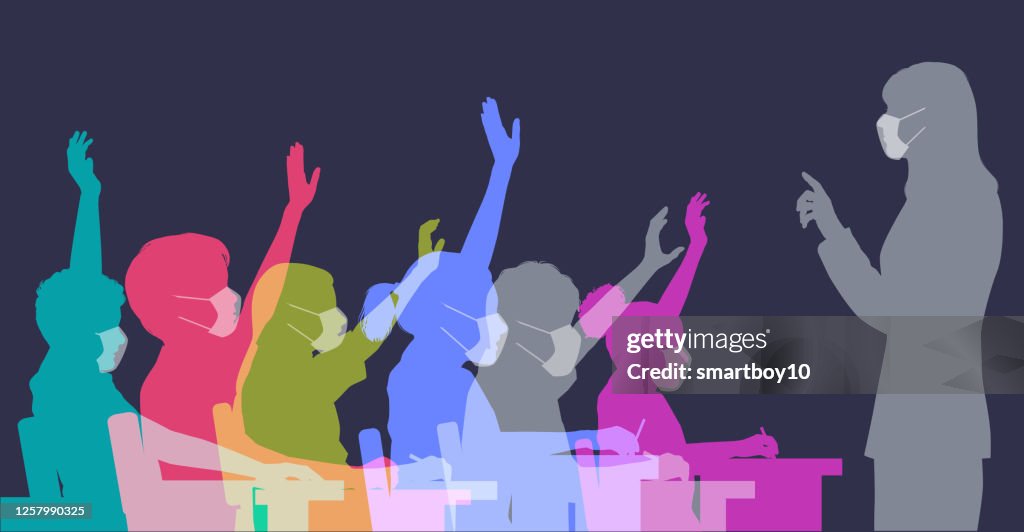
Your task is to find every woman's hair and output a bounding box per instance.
[884,63,996,196]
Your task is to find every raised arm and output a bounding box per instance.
[320,218,448,381]
[240,143,321,331]
[312,322,386,398]
[462,97,521,266]
[573,203,689,360]
[648,192,709,315]
[418,218,446,257]
[314,295,400,397]
[319,218,450,390]
[797,172,889,332]
[66,131,102,274]
[817,229,890,332]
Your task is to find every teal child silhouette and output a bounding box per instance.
[3,132,134,531]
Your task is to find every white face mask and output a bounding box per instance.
[96,327,128,373]
[876,106,926,160]
[440,303,508,366]
[287,303,348,354]
[174,286,242,337]
[515,321,582,377]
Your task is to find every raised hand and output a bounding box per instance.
[480,97,521,167]
[684,192,710,245]
[796,171,842,240]
[286,142,321,210]
[67,131,99,194]
[418,218,446,258]
[642,207,685,270]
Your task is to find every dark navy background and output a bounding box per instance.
[2,3,1021,530]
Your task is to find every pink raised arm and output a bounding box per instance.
[238,143,320,335]
[646,192,709,316]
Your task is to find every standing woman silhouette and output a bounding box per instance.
[797,62,1002,531]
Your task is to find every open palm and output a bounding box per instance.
[481,97,521,166]
[67,131,99,194]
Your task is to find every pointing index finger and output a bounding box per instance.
[801,171,823,192]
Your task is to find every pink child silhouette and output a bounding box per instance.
[581,193,779,464]
[125,143,320,479]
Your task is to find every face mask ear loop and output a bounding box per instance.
[173,294,209,301]
[900,106,927,120]
[905,126,926,145]
[516,320,553,334]
[515,321,558,366]
[516,342,547,365]
[285,303,321,342]
[287,323,315,343]
[440,326,470,352]
[898,106,926,146]
[177,316,212,331]
[442,303,478,322]
[174,293,220,331]
[288,303,320,316]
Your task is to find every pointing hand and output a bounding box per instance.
[796,171,842,240]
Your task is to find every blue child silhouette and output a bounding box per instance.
[368,98,520,465]
[6,132,134,531]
